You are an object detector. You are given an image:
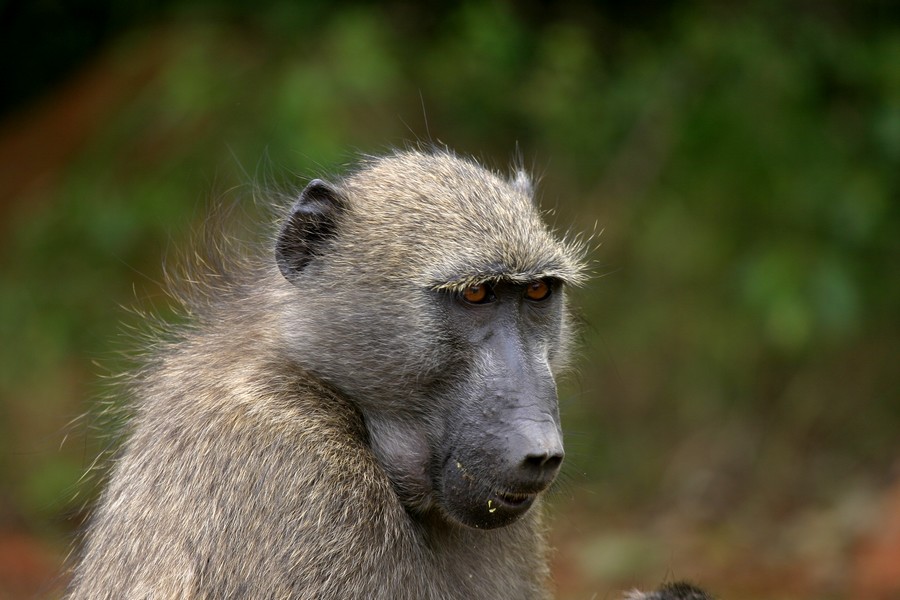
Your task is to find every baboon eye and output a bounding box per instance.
[525,279,552,302]
[462,283,493,304]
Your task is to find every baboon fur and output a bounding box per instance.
[624,582,716,600]
[68,149,587,599]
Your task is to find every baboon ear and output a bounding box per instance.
[276,179,346,282]
[510,169,534,198]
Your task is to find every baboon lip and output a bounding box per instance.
[491,490,536,509]
[439,459,542,529]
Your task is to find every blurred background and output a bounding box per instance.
[0,1,898,598]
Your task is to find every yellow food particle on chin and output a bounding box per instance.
[456,462,462,469]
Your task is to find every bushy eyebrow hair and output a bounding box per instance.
[429,264,580,294]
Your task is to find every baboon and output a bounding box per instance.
[624,582,715,600]
[68,149,588,599]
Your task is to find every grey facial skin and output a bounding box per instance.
[67,149,588,599]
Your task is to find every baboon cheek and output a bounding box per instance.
[367,421,433,510]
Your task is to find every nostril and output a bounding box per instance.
[523,452,564,472]
[542,454,563,472]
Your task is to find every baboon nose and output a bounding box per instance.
[521,447,564,483]
[515,430,564,488]
[523,450,564,472]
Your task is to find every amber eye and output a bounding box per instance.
[525,279,552,301]
[462,283,492,304]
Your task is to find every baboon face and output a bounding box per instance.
[429,277,565,528]
[276,152,583,530]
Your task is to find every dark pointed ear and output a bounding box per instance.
[276,179,346,282]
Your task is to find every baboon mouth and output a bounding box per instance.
[491,490,535,510]
[439,459,543,529]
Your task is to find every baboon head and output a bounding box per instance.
[276,150,585,529]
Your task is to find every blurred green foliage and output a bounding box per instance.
[0,0,897,540]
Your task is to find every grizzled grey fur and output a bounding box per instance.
[67,149,587,599]
[624,582,716,600]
